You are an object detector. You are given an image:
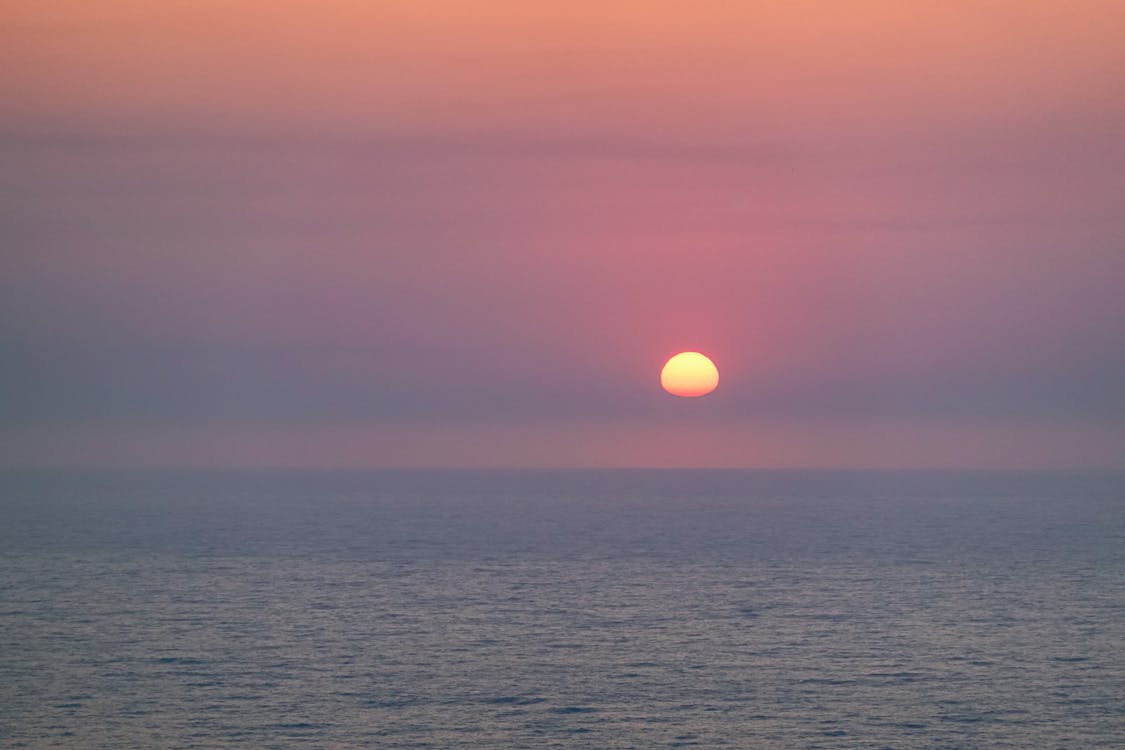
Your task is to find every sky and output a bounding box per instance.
[2,0,1124,468]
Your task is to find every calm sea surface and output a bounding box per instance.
[1,470,1123,748]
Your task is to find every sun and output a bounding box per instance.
[661,352,719,397]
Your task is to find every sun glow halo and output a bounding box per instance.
[660,352,719,397]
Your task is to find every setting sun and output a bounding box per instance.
[660,352,719,398]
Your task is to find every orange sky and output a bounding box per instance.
[6,1,1123,131]
[2,1,1124,467]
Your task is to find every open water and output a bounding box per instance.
[1,469,1123,748]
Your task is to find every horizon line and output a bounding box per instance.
[2,465,1122,474]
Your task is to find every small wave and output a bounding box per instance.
[154,656,206,664]
[487,695,544,706]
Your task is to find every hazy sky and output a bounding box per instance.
[2,1,1124,468]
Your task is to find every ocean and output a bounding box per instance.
[1,469,1122,748]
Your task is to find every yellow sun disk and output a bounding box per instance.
[661,352,719,397]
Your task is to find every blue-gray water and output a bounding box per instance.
[2,469,1123,748]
